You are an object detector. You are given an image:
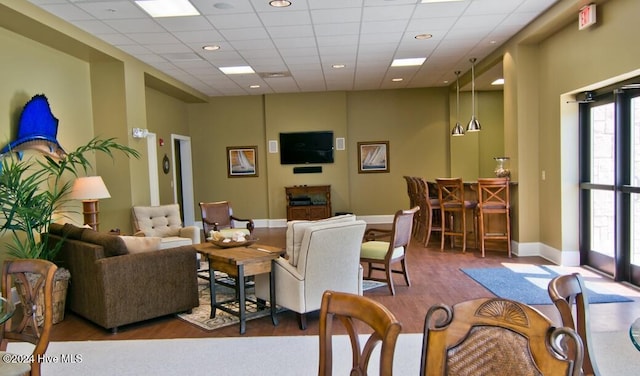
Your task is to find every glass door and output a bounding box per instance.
[580,85,640,286]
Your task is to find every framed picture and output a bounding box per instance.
[358,141,389,173]
[227,146,258,177]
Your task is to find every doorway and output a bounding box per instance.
[171,134,195,226]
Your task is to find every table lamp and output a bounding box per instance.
[70,176,111,231]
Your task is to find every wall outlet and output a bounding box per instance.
[541,170,546,181]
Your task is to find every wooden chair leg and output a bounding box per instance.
[424,211,432,247]
[464,209,470,253]
[440,211,446,251]
[401,258,411,286]
[297,313,307,330]
[386,266,395,296]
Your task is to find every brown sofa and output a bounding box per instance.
[45,223,199,332]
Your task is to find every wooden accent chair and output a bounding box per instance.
[0,259,57,376]
[548,273,600,376]
[199,201,255,239]
[436,178,477,252]
[360,206,419,296]
[319,290,402,376]
[476,177,511,257]
[420,298,584,376]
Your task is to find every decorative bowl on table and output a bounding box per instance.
[208,238,258,248]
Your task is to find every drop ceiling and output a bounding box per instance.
[27,0,559,97]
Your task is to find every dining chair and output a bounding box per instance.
[548,273,600,376]
[199,201,255,238]
[360,206,419,295]
[0,259,57,376]
[319,290,402,376]
[436,178,477,252]
[420,297,584,376]
[476,177,511,257]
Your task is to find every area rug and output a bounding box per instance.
[461,263,636,305]
[177,281,270,331]
[362,280,387,291]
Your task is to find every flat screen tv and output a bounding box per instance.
[280,131,334,165]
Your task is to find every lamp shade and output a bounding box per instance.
[70,176,111,200]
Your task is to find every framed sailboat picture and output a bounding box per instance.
[227,146,258,177]
[358,141,389,173]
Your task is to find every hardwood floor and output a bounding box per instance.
[50,227,640,341]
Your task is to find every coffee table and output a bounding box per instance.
[195,243,283,334]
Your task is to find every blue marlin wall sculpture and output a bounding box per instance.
[0,94,66,160]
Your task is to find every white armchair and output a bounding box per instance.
[255,215,366,329]
[131,204,200,249]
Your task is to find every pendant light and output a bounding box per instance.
[451,71,464,136]
[467,58,481,132]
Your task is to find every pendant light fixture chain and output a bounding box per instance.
[452,70,464,136]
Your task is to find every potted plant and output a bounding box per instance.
[0,137,139,323]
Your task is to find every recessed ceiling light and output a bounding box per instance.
[202,45,220,51]
[135,0,200,18]
[391,78,404,82]
[249,85,261,89]
[219,66,255,75]
[491,78,505,86]
[269,0,292,7]
[391,57,426,67]
[332,64,346,69]
[414,34,433,40]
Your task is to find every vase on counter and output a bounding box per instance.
[494,157,511,178]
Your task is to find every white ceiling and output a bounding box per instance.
[27,0,559,97]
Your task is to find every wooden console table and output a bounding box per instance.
[285,185,331,220]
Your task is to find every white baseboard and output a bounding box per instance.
[512,241,580,266]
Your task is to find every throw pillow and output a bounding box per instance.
[81,230,128,257]
[62,223,86,240]
[120,236,162,254]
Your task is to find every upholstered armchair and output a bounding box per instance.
[255,215,367,330]
[131,204,201,248]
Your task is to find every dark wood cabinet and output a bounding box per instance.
[285,185,331,221]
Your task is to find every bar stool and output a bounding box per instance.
[436,178,477,252]
[477,177,511,257]
[415,177,441,246]
[403,176,421,240]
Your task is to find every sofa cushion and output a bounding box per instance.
[286,214,355,266]
[120,236,162,254]
[158,236,192,250]
[360,241,404,260]
[80,230,128,257]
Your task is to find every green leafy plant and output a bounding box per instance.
[0,137,139,261]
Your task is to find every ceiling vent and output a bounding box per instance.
[259,71,291,79]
